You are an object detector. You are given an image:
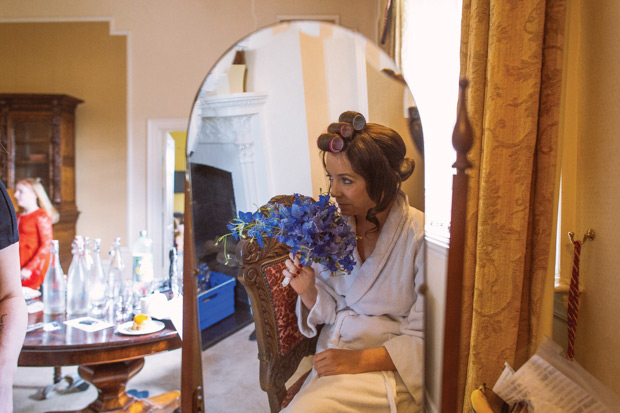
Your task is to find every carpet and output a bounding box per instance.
[12,323,270,412]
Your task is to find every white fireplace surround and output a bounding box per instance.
[194,92,269,213]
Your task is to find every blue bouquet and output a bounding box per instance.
[220,194,357,276]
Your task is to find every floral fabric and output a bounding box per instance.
[457,0,567,410]
[264,261,306,355]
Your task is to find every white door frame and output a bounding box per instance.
[146,118,188,280]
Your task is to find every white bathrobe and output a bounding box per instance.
[285,192,425,412]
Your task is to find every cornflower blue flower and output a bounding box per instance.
[218,194,357,275]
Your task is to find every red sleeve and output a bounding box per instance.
[22,211,53,289]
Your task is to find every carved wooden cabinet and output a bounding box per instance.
[0,94,83,268]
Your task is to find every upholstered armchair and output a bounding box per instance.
[237,195,319,412]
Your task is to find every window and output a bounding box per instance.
[401,0,463,242]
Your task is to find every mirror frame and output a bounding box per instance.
[180,20,429,412]
[439,80,473,412]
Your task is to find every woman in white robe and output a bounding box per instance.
[282,113,424,412]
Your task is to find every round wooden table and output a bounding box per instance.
[19,312,182,413]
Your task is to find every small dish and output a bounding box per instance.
[116,320,165,336]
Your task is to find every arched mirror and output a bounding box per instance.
[184,20,425,411]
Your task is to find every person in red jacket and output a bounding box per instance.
[13,178,59,290]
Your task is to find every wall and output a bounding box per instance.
[0,0,380,248]
[367,63,425,212]
[556,0,620,396]
[0,21,127,250]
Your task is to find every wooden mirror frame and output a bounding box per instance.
[179,83,473,413]
[181,174,205,412]
[439,79,473,412]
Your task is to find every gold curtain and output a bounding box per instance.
[378,0,404,70]
[458,0,566,411]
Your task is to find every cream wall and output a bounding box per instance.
[0,21,127,251]
[367,65,424,212]
[557,0,620,396]
[0,0,380,247]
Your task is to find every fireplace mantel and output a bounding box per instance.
[199,92,268,117]
[195,92,269,212]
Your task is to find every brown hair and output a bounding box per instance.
[317,112,414,232]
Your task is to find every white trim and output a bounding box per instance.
[0,17,114,23]
[147,118,188,279]
[425,232,450,251]
[123,26,133,252]
[277,15,340,24]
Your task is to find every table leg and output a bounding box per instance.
[46,358,179,413]
[54,366,62,383]
[78,358,145,412]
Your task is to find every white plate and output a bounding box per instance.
[116,320,165,336]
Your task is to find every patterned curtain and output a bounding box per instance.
[378,0,405,70]
[457,0,567,411]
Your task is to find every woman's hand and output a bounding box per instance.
[313,347,396,377]
[283,253,317,309]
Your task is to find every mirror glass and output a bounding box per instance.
[186,20,425,408]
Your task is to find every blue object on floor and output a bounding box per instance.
[127,389,150,399]
[197,271,236,331]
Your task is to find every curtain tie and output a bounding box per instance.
[566,240,581,360]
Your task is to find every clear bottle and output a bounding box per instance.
[83,236,94,274]
[88,238,108,317]
[132,230,154,299]
[43,240,66,315]
[66,236,88,316]
[108,237,131,322]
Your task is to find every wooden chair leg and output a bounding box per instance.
[53,366,62,383]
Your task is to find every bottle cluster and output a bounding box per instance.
[41,230,179,323]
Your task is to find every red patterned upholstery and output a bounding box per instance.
[263,261,306,355]
[238,195,319,413]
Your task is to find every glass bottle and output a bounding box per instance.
[88,238,108,317]
[66,236,88,316]
[43,240,66,315]
[132,230,154,300]
[83,236,94,274]
[108,237,132,322]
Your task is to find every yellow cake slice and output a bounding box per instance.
[132,314,152,331]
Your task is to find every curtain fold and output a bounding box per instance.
[378,0,405,70]
[458,0,567,411]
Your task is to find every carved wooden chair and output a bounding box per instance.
[237,195,320,412]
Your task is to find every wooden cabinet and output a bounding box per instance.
[0,94,83,269]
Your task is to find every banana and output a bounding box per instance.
[471,384,495,413]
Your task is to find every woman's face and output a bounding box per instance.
[14,182,38,210]
[325,152,375,219]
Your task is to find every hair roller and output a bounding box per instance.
[317,133,344,153]
[327,122,354,138]
[338,111,366,131]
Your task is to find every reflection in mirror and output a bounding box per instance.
[186,21,425,410]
